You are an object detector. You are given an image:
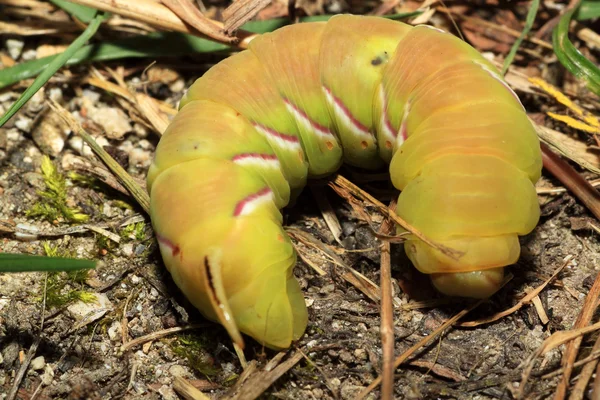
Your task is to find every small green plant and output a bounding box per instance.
[42,242,95,308]
[120,221,146,241]
[169,334,219,377]
[27,156,89,223]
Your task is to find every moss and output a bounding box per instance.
[26,156,89,224]
[42,242,95,308]
[120,221,146,241]
[169,334,219,377]
[111,200,134,210]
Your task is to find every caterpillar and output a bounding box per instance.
[147,15,542,350]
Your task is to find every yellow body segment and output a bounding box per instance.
[148,15,543,349]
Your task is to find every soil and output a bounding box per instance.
[1,1,600,400]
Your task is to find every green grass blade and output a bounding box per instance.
[553,4,600,95]
[0,253,95,273]
[0,11,108,127]
[49,0,98,23]
[502,0,540,75]
[0,12,421,90]
[576,1,600,20]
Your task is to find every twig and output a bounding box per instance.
[569,334,600,399]
[162,0,236,43]
[438,6,553,49]
[554,263,600,400]
[48,99,151,214]
[120,324,208,352]
[223,351,303,400]
[379,200,397,400]
[173,376,212,400]
[518,321,600,399]
[223,0,271,33]
[541,142,600,222]
[357,296,492,399]
[310,186,343,246]
[457,257,571,327]
[64,0,258,47]
[329,174,463,261]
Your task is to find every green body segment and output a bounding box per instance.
[148,15,542,349]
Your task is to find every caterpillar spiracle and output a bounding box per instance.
[147,15,542,349]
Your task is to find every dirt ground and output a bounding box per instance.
[1,1,600,399]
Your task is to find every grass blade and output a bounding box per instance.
[49,0,98,23]
[0,12,421,90]
[576,1,600,21]
[0,11,108,127]
[502,0,540,75]
[0,253,95,273]
[553,4,600,95]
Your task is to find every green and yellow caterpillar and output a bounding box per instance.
[147,15,542,349]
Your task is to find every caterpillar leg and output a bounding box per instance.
[403,235,515,298]
[430,268,505,299]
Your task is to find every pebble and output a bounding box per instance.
[168,364,189,378]
[158,385,178,400]
[40,365,54,385]
[88,106,131,139]
[31,355,45,371]
[330,378,341,390]
[32,110,70,156]
[6,38,24,59]
[107,321,122,341]
[128,148,152,169]
[68,135,109,158]
[341,382,364,400]
[15,117,32,133]
[121,243,134,257]
[67,293,112,322]
[21,49,37,61]
[354,348,367,361]
[2,342,19,367]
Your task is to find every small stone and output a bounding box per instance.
[68,135,109,157]
[48,88,63,103]
[128,148,152,169]
[330,378,341,390]
[82,89,101,103]
[24,172,45,190]
[107,321,121,341]
[339,350,353,363]
[158,385,178,400]
[67,293,112,322]
[354,348,367,361]
[41,365,54,385]
[168,364,189,378]
[121,243,134,257]
[89,106,131,139]
[6,39,24,59]
[32,110,70,157]
[320,284,335,294]
[31,356,45,371]
[2,342,19,367]
[21,49,37,61]
[15,117,32,133]
[341,382,363,400]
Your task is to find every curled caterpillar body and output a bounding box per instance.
[148,15,542,349]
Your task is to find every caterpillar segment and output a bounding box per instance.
[148,14,542,349]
